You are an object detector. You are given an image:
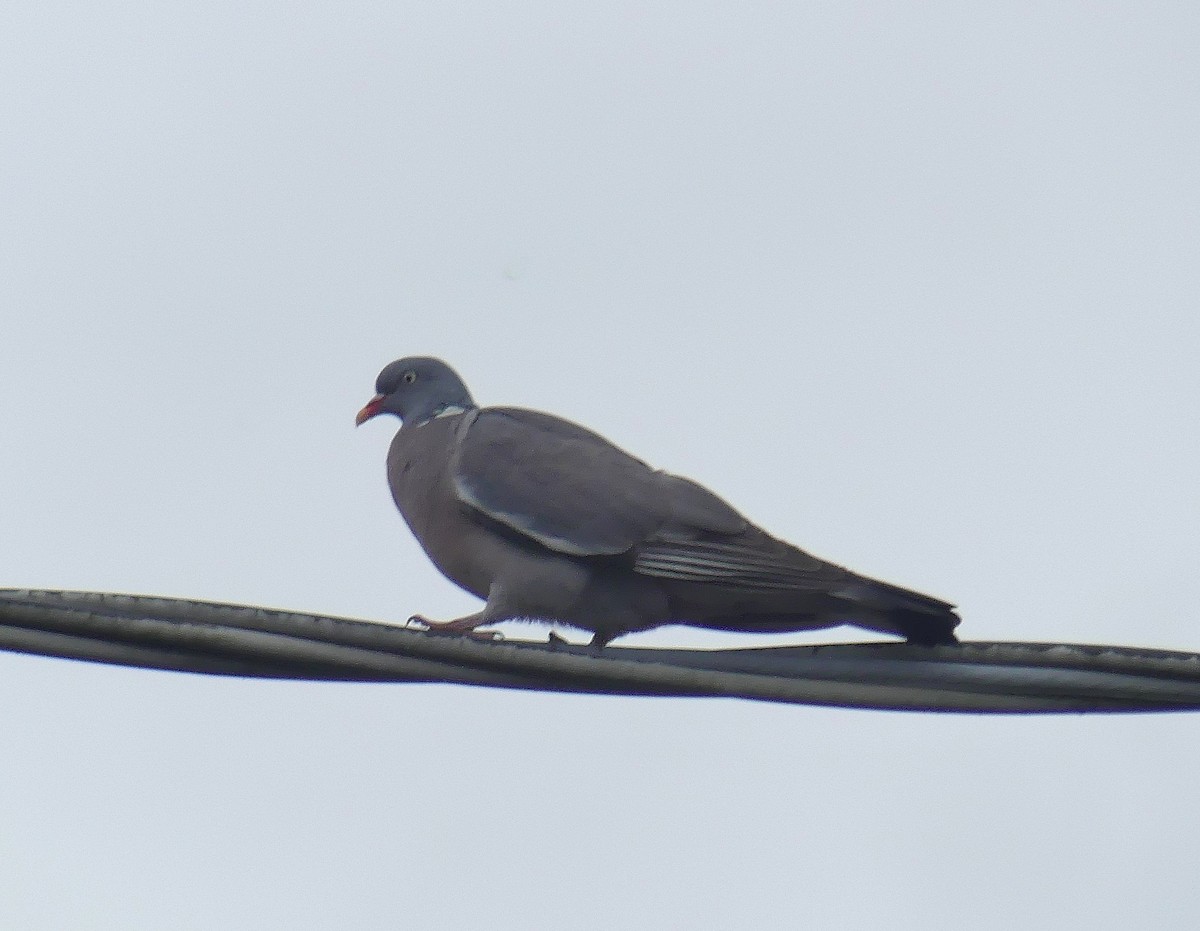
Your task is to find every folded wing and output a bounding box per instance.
[453,407,860,594]
[453,408,668,555]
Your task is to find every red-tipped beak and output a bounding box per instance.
[355,394,386,426]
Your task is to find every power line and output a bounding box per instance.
[2,588,1198,714]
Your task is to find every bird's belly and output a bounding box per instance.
[396,493,497,600]
[415,514,517,599]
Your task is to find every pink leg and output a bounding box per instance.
[406,613,503,640]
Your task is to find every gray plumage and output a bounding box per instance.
[357,356,960,647]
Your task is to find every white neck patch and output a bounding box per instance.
[414,403,469,428]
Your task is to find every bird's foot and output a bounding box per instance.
[405,615,504,641]
[587,631,614,650]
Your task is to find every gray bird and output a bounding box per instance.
[356,357,960,647]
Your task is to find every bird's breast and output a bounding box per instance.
[385,417,497,598]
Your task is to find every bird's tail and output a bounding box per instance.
[834,579,960,645]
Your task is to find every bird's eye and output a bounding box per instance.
[402,370,417,384]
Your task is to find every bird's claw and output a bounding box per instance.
[405,615,503,641]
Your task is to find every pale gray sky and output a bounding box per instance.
[3,3,1199,928]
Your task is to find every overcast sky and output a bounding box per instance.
[3,3,1200,929]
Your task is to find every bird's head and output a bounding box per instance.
[356,356,476,427]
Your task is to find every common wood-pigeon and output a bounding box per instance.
[357,357,960,647]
